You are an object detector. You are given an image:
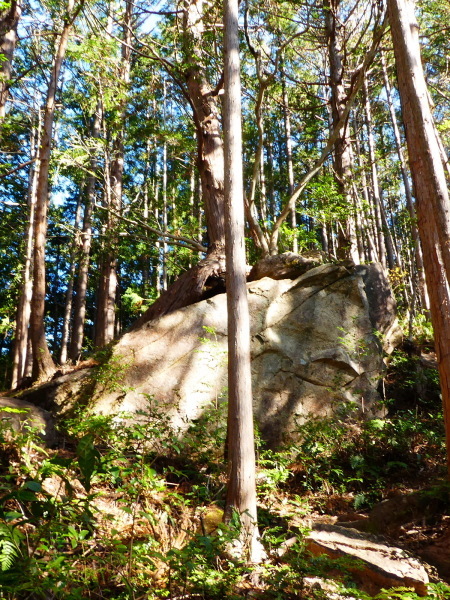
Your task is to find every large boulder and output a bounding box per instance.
[86,262,400,446]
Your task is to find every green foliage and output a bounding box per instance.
[76,434,101,492]
[387,348,441,411]
[277,222,319,254]
[91,350,132,393]
[166,521,246,599]
[0,522,22,571]
[288,406,446,506]
[122,286,150,314]
[409,314,434,345]
[347,582,450,600]
[0,384,448,599]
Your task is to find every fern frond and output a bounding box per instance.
[0,523,21,571]
[0,539,19,571]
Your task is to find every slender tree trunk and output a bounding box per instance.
[94,162,110,346]
[381,50,429,310]
[363,76,388,268]
[162,80,168,291]
[324,0,359,263]
[142,123,153,289]
[388,0,450,478]
[60,197,82,364]
[266,133,275,220]
[282,63,297,252]
[30,0,81,381]
[150,98,163,297]
[246,78,270,254]
[95,0,132,348]
[0,0,21,117]
[259,142,267,223]
[352,117,378,262]
[11,109,41,388]
[223,0,262,564]
[69,102,101,361]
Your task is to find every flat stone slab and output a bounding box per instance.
[306,524,430,595]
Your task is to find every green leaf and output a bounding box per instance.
[0,523,22,571]
[16,490,38,502]
[0,406,28,414]
[3,511,22,522]
[76,434,100,492]
[23,481,42,492]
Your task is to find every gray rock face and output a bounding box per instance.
[88,262,400,446]
[306,524,430,595]
[0,396,57,446]
[18,369,94,415]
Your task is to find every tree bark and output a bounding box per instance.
[69,102,101,361]
[281,63,297,253]
[223,0,262,564]
[131,0,227,327]
[11,109,41,389]
[60,197,82,364]
[324,0,359,263]
[381,50,429,311]
[94,0,132,348]
[389,0,450,284]
[363,76,388,268]
[161,79,168,291]
[0,0,21,117]
[30,0,81,381]
[183,0,226,259]
[388,0,450,478]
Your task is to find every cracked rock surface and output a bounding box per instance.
[86,262,401,445]
[306,524,430,596]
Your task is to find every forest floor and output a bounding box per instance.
[1,340,450,599]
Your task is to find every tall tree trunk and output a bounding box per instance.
[60,197,82,364]
[223,0,262,563]
[30,0,81,381]
[381,50,429,311]
[324,0,359,263]
[281,63,297,253]
[352,116,379,262]
[95,0,132,348]
[69,102,101,362]
[363,76,388,268]
[131,0,228,328]
[161,80,168,291]
[11,109,41,388]
[150,97,163,297]
[388,0,450,478]
[183,1,225,258]
[0,0,20,117]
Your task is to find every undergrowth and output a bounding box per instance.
[0,348,449,599]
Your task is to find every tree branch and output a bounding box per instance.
[268,12,388,254]
[94,203,207,253]
[0,158,37,179]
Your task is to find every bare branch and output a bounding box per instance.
[0,158,37,179]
